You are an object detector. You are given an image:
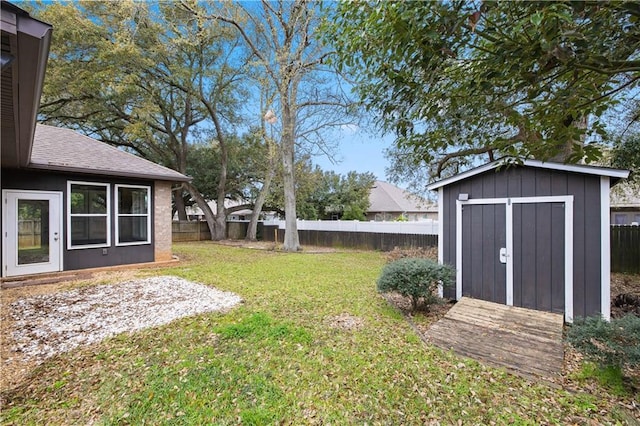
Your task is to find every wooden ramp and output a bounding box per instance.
[425,297,564,379]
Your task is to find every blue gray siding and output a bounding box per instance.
[441,166,602,318]
[2,168,155,271]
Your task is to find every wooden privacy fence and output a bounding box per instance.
[263,226,437,251]
[18,220,41,248]
[172,221,211,242]
[172,221,263,241]
[611,225,640,274]
[172,221,638,269]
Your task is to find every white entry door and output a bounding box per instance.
[3,190,63,277]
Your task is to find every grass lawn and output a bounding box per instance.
[1,242,637,425]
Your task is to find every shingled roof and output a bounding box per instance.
[369,181,436,213]
[28,124,190,182]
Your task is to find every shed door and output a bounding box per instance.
[512,202,565,314]
[461,204,506,304]
[457,196,573,320]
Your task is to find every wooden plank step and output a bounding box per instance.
[423,297,565,379]
[426,319,563,378]
[445,298,563,339]
[445,308,562,342]
[427,318,564,365]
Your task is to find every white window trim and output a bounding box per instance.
[67,181,111,250]
[115,184,151,246]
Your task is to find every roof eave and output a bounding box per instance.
[26,162,192,182]
[427,159,630,191]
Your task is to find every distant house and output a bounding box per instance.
[1,2,189,278]
[177,199,255,221]
[367,181,437,222]
[610,181,640,225]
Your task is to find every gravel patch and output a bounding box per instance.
[8,276,242,361]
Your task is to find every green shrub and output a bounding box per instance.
[566,314,640,370]
[376,258,455,310]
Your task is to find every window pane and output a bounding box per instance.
[18,200,49,264]
[71,216,107,246]
[614,214,627,225]
[118,216,148,243]
[119,187,148,214]
[70,184,107,214]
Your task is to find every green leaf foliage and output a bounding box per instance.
[324,1,640,178]
[566,314,640,370]
[611,133,640,183]
[377,258,455,310]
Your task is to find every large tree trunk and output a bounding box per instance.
[281,105,301,251]
[246,168,275,241]
[213,198,227,240]
[184,182,218,240]
[281,147,300,250]
[173,187,188,221]
[550,116,587,162]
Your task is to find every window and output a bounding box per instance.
[116,185,151,245]
[68,181,110,249]
[614,213,628,225]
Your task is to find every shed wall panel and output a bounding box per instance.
[584,178,602,316]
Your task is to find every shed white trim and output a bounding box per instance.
[600,177,611,321]
[437,187,444,298]
[455,195,574,322]
[427,159,629,190]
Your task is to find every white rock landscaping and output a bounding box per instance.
[8,276,242,360]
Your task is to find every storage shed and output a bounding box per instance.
[427,160,629,322]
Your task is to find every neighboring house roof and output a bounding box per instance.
[427,159,629,190]
[610,180,640,208]
[369,181,437,213]
[29,124,190,182]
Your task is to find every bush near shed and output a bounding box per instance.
[566,314,640,392]
[377,258,454,310]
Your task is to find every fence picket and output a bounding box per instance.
[611,225,640,274]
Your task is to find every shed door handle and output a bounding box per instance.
[499,247,508,264]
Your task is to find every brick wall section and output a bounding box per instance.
[154,181,173,261]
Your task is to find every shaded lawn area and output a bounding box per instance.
[0,242,634,424]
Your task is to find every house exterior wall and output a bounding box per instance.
[153,180,172,261]
[366,211,438,222]
[441,166,602,319]
[2,168,156,271]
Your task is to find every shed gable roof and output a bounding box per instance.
[427,159,629,191]
[29,124,190,182]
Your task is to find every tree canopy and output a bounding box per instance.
[326,1,640,182]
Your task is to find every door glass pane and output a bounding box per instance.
[17,199,50,265]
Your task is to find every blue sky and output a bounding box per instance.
[313,127,395,183]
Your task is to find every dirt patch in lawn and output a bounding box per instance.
[214,239,338,253]
[326,313,365,331]
[611,272,640,318]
